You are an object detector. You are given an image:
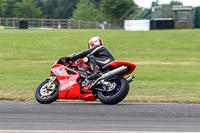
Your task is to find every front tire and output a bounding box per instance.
[97,76,129,105]
[35,79,59,104]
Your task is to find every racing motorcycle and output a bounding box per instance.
[35,57,136,104]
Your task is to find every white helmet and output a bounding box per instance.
[88,36,103,49]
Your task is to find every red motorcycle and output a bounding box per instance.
[35,57,136,104]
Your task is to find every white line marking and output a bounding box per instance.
[0,131,199,133]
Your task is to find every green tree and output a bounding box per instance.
[163,0,183,18]
[34,0,44,8]
[169,0,183,6]
[0,3,2,16]
[73,0,99,21]
[41,0,58,18]
[102,0,135,24]
[38,0,78,19]
[90,0,101,9]
[55,0,79,19]
[152,0,159,7]
[0,0,19,17]
[13,0,42,18]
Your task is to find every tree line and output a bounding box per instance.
[0,0,136,24]
[0,0,183,24]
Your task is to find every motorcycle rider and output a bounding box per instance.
[63,36,115,79]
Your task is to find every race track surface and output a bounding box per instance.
[0,101,200,132]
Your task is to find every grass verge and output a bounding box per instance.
[0,29,200,103]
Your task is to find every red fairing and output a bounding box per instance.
[105,61,136,76]
[51,64,95,101]
[71,59,91,69]
[49,59,135,102]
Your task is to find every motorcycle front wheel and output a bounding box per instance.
[35,79,59,104]
[97,76,129,105]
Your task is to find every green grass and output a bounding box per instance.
[0,29,200,103]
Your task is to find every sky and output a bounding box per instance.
[134,0,200,8]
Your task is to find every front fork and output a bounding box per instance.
[49,77,57,85]
[46,77,57,91]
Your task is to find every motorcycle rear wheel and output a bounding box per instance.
[97,76,129,105]
[35,79,59,104]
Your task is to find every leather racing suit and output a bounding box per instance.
[71,45,115,78]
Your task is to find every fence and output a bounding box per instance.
[0,18,120,29]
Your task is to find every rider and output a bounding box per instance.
[64,36,115,79]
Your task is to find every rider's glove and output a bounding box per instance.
[65,55,73,61]
[61,54,75,64]
[61,57,67,64]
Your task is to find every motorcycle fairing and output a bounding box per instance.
[72,59,91,69]
[51,64,95,101]
[102,61,136,76]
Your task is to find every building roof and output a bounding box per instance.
[172,6,193,11]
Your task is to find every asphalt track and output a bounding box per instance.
[0,101,200,132]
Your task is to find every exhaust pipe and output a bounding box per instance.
[89,66,128,90]
[101,65,128,79]
[126,75,134,83]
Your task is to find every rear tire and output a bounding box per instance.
[97,76,129,105]
[35,79,59,104]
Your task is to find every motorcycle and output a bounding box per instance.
[35,57,136,104]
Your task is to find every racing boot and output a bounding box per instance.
[87,71,102,80]
[84,57,102,80]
